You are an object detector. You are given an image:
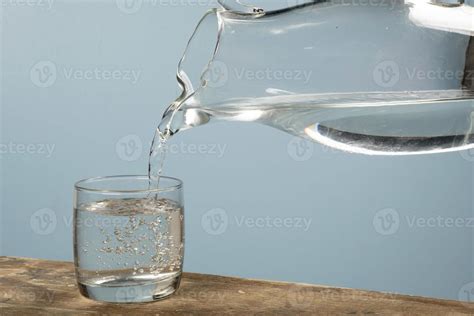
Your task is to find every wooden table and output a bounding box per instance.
[0,257,472,315]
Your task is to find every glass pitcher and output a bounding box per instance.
[157,0,474,155]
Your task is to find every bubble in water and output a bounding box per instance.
[75,198,184,292]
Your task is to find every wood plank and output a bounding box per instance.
[0,256,472,315]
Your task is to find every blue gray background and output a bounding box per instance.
[1,0,473,301]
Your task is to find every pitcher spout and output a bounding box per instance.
[159,0,474,155]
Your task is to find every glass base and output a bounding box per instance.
[78,273,181,303]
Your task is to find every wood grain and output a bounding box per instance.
[0,256,472,315]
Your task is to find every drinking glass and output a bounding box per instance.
[73,175,184,303]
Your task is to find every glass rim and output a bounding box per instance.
[74,175,183,194]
